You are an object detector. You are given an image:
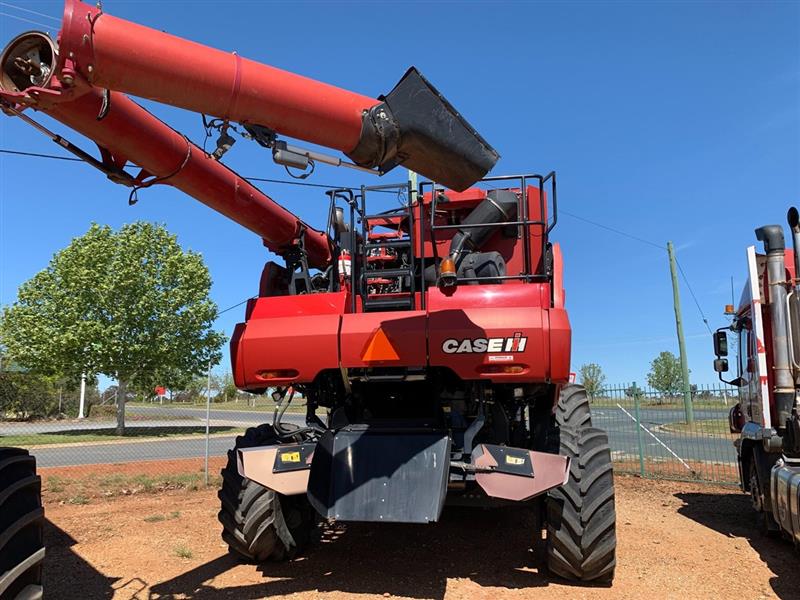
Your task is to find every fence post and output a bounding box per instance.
[633,381,646,477]
[204,362,211,486]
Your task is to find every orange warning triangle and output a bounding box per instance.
[361,328,400,362]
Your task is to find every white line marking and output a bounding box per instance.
[616,403,694,473]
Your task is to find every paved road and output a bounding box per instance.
[28,414,306,468]
[13,404,736,471]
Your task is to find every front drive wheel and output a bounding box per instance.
[546,426,616,583]
[217,424,317,562]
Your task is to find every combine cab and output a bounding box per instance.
[0,0,616,583]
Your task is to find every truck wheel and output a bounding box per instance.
[218,424,317,562]
[748,456,779,534]
[546,427,616,583]
[0,448,45,600]
[556,384,592,429]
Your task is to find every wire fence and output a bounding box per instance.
[594,382,739,485]
[0,373,741,499]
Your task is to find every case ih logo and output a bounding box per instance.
[442,332,527,354]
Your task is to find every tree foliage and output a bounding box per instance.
[578,363,606,397]
[647,351,688,396]
[0,222,225,432]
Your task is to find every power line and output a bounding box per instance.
[675,257,713,334]
[0,2,61,23]
[559,208,666,250]
[0,149,82,162]
[0,146,716,330]
[0,11,53,29]
[218,296,256,316]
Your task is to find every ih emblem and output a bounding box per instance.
[441,332,527,354]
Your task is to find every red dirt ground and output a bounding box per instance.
[40,466,796,599]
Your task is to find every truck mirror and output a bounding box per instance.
[713,330,728,357]
[713,358,729,373]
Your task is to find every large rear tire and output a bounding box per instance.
[555,384,593,429]
[218,424,317,562]
[0,448,44,600]
[546,427,616,584]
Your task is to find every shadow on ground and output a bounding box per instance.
[44,519,118,599]
[675,491,800,600]
[149,506,604,600]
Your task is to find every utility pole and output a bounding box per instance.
[667,241,694,423]
[408,169,418,204]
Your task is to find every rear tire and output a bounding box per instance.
[555,384,593,429]
[546,427,616,584]
[218,424,317,562]
[0,448,44,600]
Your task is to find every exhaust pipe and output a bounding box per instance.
[755,225,795,431]
[53,0,498,191]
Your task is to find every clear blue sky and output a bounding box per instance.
[1,0,798,386]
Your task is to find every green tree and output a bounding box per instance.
[578,363,606,397]
[647,351,688,398]
[0,222,225,434]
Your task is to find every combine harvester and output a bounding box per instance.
[0,0,616,584]
[713,210,800,546]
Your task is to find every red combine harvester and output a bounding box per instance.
[713,210,800,545]
[0,0,616,582]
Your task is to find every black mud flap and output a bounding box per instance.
[307,427,450,523]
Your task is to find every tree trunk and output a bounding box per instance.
[116,378,127,436]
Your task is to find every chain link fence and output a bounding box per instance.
[593,383,739,484]
[2,371,741,499]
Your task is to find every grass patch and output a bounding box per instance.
[662,418,732,436]
[174,544,194,559]
[0,425,242,447]
[591,398,732,410]
[46,475,65,493]
[42,470,221,504]
[144,511,181,523]
[143,514,166,523]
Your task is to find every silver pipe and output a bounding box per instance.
[756,225,794,430]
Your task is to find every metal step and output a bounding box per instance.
[363,296,415,311]
[364,268,413,280]
[364,239,412,250]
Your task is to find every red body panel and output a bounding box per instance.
[427,285,568,383]
[340,311,427,368]
[233,284,572,388]
[59,0,379,153]
[234,293,346,387]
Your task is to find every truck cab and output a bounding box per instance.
[713,218,800,545]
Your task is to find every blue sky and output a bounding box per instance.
[1,0,798,386]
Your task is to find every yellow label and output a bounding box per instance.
[505,455,525,466]
[280,451,301,463]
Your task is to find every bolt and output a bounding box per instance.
[87,65,94,73]
[82,34,89,45]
